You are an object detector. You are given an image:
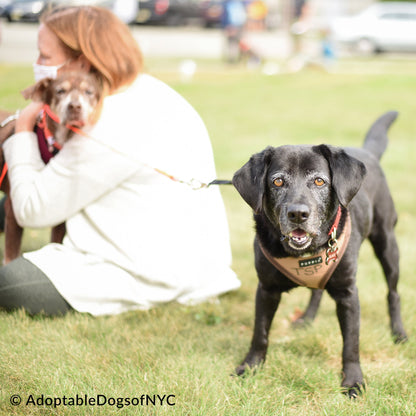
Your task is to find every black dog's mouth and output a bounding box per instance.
[286,229,312,250]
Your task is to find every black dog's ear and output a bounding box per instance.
[232,147,273,214]
[314,144,367,207]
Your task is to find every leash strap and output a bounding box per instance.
[41,104,232,190]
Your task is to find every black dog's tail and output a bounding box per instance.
[363,111,398,161]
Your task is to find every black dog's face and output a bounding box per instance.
[264,146,334,253]
[233,145,366,256]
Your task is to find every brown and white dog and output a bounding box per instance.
[0,71,103,264]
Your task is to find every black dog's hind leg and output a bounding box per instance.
[292,289,324,327]
[369,224,408,343]
[236,283,281,375]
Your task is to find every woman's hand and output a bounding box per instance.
[15,101,44,133]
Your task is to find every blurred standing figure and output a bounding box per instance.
[290,0,310,54]
[246,0,268,30]
[287,0,310,71]
[113,0,138,24]
[221,0,247,63]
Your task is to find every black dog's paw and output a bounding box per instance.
[234,354,265,377]
[341,366,365,399]
[342,381,366,399]
[235,363,250,376]
[393,331,408,344]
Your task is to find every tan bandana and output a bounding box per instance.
[259,213,352,289]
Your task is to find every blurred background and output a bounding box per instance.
[1,0,416,69]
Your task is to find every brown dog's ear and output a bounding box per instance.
[232,147,274,214]
[314,144,367,208]
[21,78,54,102]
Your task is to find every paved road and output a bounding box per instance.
[0,21,294,64]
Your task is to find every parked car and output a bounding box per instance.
[0,0,12,17]
[3,0,113,22]
[330,2,416,54]
[136,0,205,25]
[200,0,223,28]
[3,0,48,22]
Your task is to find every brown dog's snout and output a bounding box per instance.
[68,101,82,113]
[68,100,82,115]
[287,203,310,224]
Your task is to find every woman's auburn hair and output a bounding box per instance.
[41,6,143,94]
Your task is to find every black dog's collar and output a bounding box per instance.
[259,210,351,289]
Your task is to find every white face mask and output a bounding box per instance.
[32,60,69,82]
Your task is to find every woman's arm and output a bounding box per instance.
[3,123,139,228]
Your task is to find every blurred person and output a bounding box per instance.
[246,0,267,31]
[221,0,247,63]
[221,0,261,66]
[287,0,311,71]
[0,5,240,317]
[290,0,310,53]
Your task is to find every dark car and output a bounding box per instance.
[136,0,205,25]
[0,1,12,17]
[200,0,223,27]
[3,0,49,22]
[3,0,114,22]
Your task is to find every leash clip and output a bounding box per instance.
[187,178,207,190]
[326,228,339,265]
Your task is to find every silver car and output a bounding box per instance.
[330,2,416,54]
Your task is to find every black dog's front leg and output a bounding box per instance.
[236,283,281,375]
[328,284,364,398]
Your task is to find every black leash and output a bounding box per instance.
[207,179,233,186]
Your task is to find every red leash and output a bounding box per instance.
[0,163,8,188]
[38,104,62,151]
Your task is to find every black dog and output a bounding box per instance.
[232,111,407,397]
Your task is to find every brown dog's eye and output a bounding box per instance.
[273,178,284,187]
[314,178,325,186]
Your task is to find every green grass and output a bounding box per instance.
[0,58,415,415]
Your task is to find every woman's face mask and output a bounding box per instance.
[32,60,69,82]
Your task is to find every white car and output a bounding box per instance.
[330,2,416,54]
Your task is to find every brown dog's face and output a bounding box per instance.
[22,72,103,144]
[50,73,101,128]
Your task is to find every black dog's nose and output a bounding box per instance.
[287,204,310,223]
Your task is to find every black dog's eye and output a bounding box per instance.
[273,178,284,187]
[314,178,325,187]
